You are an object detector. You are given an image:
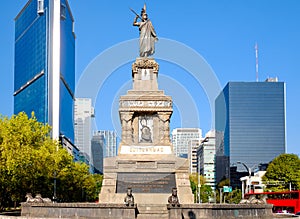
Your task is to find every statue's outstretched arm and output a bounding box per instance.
[133,15,139,26]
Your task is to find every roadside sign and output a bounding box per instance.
[223,186,232,192]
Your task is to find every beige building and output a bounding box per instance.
[172,128,202,158]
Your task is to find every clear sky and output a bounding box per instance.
[1,1,299,156]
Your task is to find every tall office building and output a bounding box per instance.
[197,130,216,190]
[74,98,95,161]
[14,0,75,142]
[94,130,117,158]
[172,128,202,158]
[215,130,229,183]
[215,80,286,182]
[91,133,104,174]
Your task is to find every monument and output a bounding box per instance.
[99,4,194,205]
[21,5,274,219]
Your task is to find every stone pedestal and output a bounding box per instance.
[99,58,194,205]
[99,155,193,204]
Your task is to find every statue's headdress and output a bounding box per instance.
[141,3,147,16]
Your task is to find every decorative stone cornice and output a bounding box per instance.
[132,58,159,74]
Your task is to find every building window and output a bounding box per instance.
[37,0,44,14]
[61,4,66,20]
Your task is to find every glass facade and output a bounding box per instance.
[91,134,104,174]
[14,0,48,123]
[215,82,286,174]
[94,130,117,158]
[14,0,75,142]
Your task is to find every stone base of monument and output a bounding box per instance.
[168,204,274,219]
[98,154,194,205]
[20,203,274,219]
[21,203,137,219]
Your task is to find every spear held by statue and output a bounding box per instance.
[130,8,142,20]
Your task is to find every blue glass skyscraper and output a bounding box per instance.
[215,80,286,180]
[14,0,75,142]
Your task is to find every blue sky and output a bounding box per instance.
[1,1,299,155]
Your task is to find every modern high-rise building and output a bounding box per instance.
[188,139,200,174]
[215,130,229,183]
[94,130,117,158]
[172,128,202,158]
[14,0,75,142]
[91,133,104,174]
[215,80,286,183]
[74,98,95,161]
[197,130,216,190]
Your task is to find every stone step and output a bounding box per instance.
[137,213,169,219]
[137,204,168,213]
[137,204,169,219]
[138,209,168,214]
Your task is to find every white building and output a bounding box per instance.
[188,139,201,174]
[74,98,94,163]
[197,130,216,190]
[172,128,202,158]
[240,171,266,198]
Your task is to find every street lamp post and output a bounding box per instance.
[198,175,201,203]
[197,137,208,203]
[237,161,251,198]
[198,158,201,203]
[53,136,63,203]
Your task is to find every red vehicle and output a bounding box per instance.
[244,190,300,214]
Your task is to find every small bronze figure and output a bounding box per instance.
[124,188,134,206]
[168,187,180,207]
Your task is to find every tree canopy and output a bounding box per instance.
[0,112,102,210]
[262,153,300,191]
[189,173,213,203]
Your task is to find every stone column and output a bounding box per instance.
[120,112,134,145]
[158,112,172,144]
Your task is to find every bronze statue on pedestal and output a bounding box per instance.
[124,188,135,206]
[168,188,180,207]
[131,4,158,57]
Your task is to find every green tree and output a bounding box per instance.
[0,112,57,208]
[262,154,300,191]
[0,113,103,210]
[199,184,213,203]
[189,174,214,203]
[56,161,102,202]
[216,177,230,203]
[227,188,242,204]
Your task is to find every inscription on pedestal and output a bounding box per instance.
[119,145,172,154]
[116,172,176,193]
[120,100,172,108]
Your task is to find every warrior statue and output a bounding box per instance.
[132,4,158,57]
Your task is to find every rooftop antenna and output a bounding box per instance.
[255,42,259,82]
